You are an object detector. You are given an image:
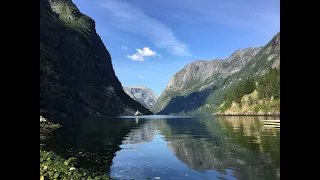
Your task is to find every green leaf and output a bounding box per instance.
[63,160,70,166]
[54,173,59,178]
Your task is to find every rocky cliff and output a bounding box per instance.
[152,32,280,115]
[40,0,152,117]
[123,86,158,110]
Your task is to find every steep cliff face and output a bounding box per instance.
[152,32,280,115]
[165,59,224,95]
[123,86,158,110]
[40,0,152,117]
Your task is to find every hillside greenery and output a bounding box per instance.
[256,68,280,99]
[219,77,256,112]
[219,68,280,113]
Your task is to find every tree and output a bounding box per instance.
[257,68,280,99]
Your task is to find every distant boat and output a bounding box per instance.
[134,110,142,116]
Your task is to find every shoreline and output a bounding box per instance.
[214,114,280,116]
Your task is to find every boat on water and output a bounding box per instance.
[134,110,142,116]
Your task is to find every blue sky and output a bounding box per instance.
[73,0,280,96]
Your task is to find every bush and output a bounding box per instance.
[218,68,280,113]
[40,150,111,180]
[220,77,256,110]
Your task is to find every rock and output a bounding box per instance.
[40,0,152,117]
[40,116,47,123]
[123,86,158,110]
[152,32,279,115]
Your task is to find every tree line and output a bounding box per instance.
[220,68,280,111]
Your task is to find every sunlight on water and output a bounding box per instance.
[45,115,279,180]
[109,115,280,180]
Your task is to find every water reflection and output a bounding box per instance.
[42,116,149,175]
[111,116,280,180]
[121,118,159,145]
[204,116,280,180]
[42,115,280,180]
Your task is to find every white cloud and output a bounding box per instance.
[127,47,158,61]
[121,45,128,50]
[158,54,162,58]
[126,54,144,61]
[100,0,191,56]
[138,76,143,79]
[137,47,157,56]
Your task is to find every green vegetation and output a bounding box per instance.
[41,0,152,117]
[220,77,256,112]
[49,0,92,42]
[60,14,92,44]
[218,68,280,114]
[40,119,112,180]
[256,68,280,99]
[40,150,111,180]
[40,121,61,133]
[153,33,279,115]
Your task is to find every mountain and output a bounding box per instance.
[40,0,152,117]
[152,32,280,115]
[123,86,159,110]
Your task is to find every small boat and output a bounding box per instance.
[134,110,142,116]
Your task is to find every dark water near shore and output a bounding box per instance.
[44,115,280,180]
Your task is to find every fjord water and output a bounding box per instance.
[46,115,280,180]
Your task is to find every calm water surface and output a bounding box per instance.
[46,115,280,180]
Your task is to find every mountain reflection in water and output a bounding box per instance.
[43,115,279,180]
[111,115,280,180]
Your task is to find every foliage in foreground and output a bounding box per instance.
[40,150,111,180]
[40,118,112,180]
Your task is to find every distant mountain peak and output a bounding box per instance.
[126,85,154,91]
[123,86,158,110]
